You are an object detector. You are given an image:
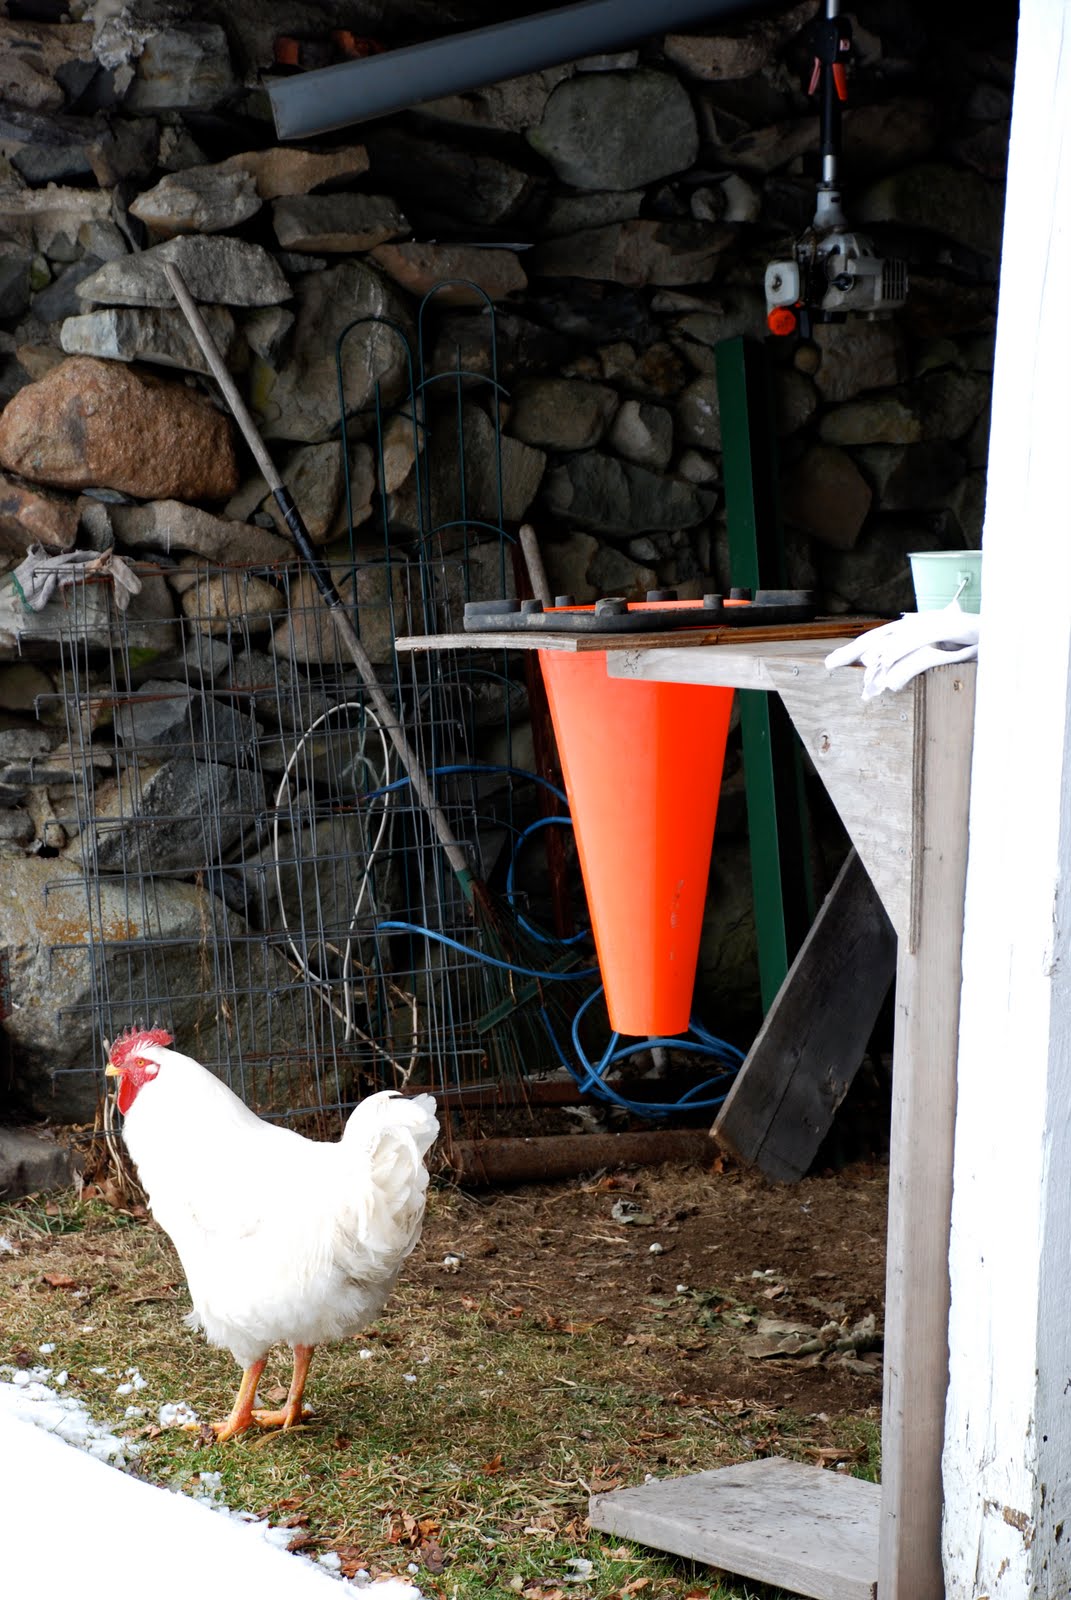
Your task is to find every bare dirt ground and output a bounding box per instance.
[413,1156,888,1420]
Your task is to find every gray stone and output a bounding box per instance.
[109,500,290,564]
[71,758,263,874]
[782,445,873,550]
[508,378,618,452]
[0,809,35,847]
[272,193,410,254]
[857,163,1005,260]
[0,186,112,258]
[256,260,409,444]
[0,243,33,321]
[813,321,905,403]
[0,854,304,1121]
[369,242,525,304]
[773,369,819,436]
[528,70,699,191]
[114,679,261,767]
[415,66,572,133]
[587,544,657,598]
[840,99,939,176]
[430,404,546,526]
[664,4,816,80]
[0,1126,77,1199]
[608,400,674,471]
[715,117,818,175]
[676,377,721,451]
[543,451,713,536]
[124,24,237,113]
[60,304,238,374]
[947,471,987,545]
[0,565,177,661]
[819,395,922,446]
[855,443,966,511]
[377,412,421,498]
[0,472,80,555]
[76,236,291,309]
[540,190,644,238]
[541,530,599,605]
[241,306,294,365]
[818,519,958,617]
[129,166,262,235]
[534,220,733,287]
[365,128,535,225]
[677,448,719,485]
[915,370,991,442]
[176,567,286,636]
[85,118,161,188]
[0,20,95,115]
[270,441,345,543]
[665,291,767,373]
[31,257,108,324]
[216,145,370,200]
[271,565,405,668]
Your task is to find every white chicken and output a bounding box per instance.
[105,1027,438,1441]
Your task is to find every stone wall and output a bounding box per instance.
[0,0,1013,1120]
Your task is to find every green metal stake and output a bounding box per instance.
[715,336,814,1012]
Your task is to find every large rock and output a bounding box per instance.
[608,400,673,471]
[0,184,112,257]
[0,563,177,661]
[782,446,873,550]
[59,304,238,374]
[365,128,536,224]
[271,565,404,668]
[0,19,96,115]
[175,565,286,636]
[416,66,572,133]
[272,194,410,254]
[543,451,713,535]
[123,23,237,113]
[76,236,291,309]
[0,855,303,1122]
[0,358,239,501]
[540,189,644,237]
[541,530,599,603]
[217,145,369,198]
[857,163,1006,259]
[129,166,262,235]
[812,321,906,403]
[854,443,966,511]
[663,3,817,80]
[676,376,721,451]
[255,260,410,444]
[915,369,991,442]
[0,472,79,556]
[69,758,264,874]
[109,500,291,564]
[533,220,733,287]
[114,678,261,766]
[508,378,618,451]
[369,242,526,304]
[587,543,657,598]
[528,70,698,190]
[819,394,922,446]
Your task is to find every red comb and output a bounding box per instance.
[109,1027,173,1068]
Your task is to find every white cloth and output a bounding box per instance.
[12,542,143,613]
[824,601,980,700]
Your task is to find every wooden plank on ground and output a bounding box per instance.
[713,847,896,1182]
[589,1456,879,1600]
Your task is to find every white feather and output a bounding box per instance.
[120,1046,438,1369]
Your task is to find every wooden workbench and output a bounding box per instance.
[397,626,976,1600]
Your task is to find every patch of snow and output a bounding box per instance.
[0,1369,137,1466]
[115,1366,148,1396]
[358,1349,373,1360]
[0,1235,17,1255]
[38,1343,55,1355]
[158,1400,198,1428]
[402,1374,417,1384]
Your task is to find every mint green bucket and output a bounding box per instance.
[907,550,982,614]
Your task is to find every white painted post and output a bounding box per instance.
[943,2,1071,1594]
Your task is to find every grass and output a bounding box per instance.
[0,1186,881,1600]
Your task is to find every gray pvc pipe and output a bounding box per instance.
[267,0,768,139]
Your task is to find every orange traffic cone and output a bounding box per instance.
[539,649,733,1037]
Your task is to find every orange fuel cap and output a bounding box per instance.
[767,306,798,336]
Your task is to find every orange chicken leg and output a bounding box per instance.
[252,1344,314,1431]
[211,1357,267,1442]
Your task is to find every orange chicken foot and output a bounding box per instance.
[252,1344,315,1431]
[211,1357,267,1442]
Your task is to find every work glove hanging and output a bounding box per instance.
[825,601,980,701]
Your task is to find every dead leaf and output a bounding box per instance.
[41,1273,77,1290]
[482,1453,505,1474]
[421,1539,448,1574]
[263,1383,289,1404]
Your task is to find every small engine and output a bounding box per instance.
[764,3,908,338]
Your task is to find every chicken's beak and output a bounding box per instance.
[104,1062,120,1078]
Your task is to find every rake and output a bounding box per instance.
[165,263,592,1086]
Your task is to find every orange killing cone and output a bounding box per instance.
[540,649,733,1037]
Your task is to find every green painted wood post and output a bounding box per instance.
[715,336,814,1011]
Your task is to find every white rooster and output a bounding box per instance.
[105,1027,438,1441]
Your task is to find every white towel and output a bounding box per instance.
[825,601,979,700]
